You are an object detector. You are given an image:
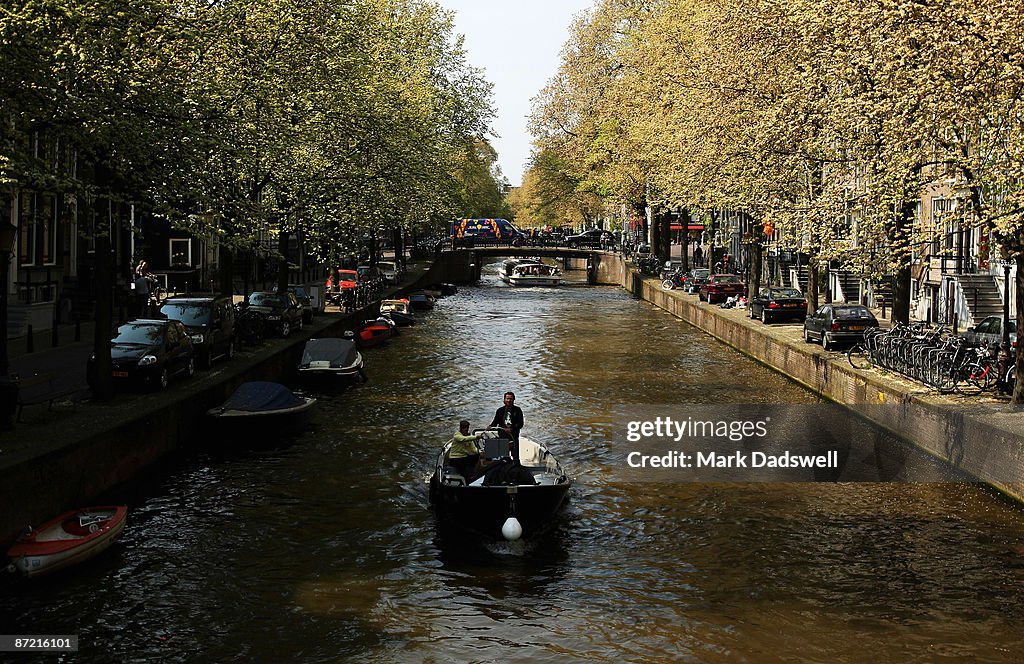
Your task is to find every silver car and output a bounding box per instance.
[964,316,1017,349]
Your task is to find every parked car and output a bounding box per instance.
[246,291,304,337]
[357,265,386,283]
[964,315,1017,350]
[376,260,403,284]
[566,228,615,249]
[699,274,745,304]
[803,303,879,351]
[159,295,236,369]
[87,319,195,390]
[748,287,808,323]
[287,285,315,323]
[685,268,711,294]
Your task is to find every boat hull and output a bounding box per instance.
[430,481,571,538]
[8,506,127,577]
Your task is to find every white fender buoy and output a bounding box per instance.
[502,517,523,541]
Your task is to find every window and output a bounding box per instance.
[169,238,191,267]
[18,191,35,266]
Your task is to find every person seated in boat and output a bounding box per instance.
[489,391,524,462]
[447,419,482,480]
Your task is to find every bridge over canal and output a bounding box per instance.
[434,246,616,283]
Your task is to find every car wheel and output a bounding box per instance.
[297,317,304,332]
[281,321,291,337]
[803,328,813,343]
[761,309,770,324]
[156,368,169,390]
[184,356,196,378]
[822,333,834,351]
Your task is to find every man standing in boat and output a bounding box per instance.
[490,391,524,462]
[447,420,482,480]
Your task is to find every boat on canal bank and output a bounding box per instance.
[379,299,415,326]
[428,429,572,541]
[297,338,366,382]
[7,506,128,577]
[206,381,316,420]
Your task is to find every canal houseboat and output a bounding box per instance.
[428,429,572,540]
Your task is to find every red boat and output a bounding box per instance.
[356,317,396,348]
[7,506,128,577]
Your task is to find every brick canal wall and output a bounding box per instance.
[593,253,1024,502]
[0,261,463,546]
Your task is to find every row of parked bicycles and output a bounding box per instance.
[845,322,1018,395]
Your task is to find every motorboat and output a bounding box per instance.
[7,506,128,577]
[298,338,365,381]
[426,282,458,296]
[499,258,561,287]
[379,299,415,326]
[407,291,436,311]
[356,317,397,347]
[428,429,573,541]
[207,381,316,419]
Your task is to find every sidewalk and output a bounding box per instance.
[6,320,98,411]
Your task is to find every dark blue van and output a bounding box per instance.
[450,218,526,247]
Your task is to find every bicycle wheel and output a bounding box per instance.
[968,359,998,392]
[953,364,982,395]
[848,344,872,370]
[931,359,956,393]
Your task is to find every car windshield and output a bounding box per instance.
[714,275,742,284]
[112,323,164,345]
[835,307,872,319]
[289,287,308,299]
[771,288,802,298]
[160,302,212,325]
[249,293,284,307]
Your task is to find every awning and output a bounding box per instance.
[670,224,706,231]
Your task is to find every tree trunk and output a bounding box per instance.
[277,229,290,294]
[808,260,819,313]
[749,230,763,301]
[680,210,690,273]
[1013,253,1023,405]
[219,246,234,296]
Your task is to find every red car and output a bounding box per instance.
[699,274,745,304]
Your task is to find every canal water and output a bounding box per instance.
[4,262,1024,662]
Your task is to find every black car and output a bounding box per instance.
[287,285,315,323]
[685,268,711,294]
[159,295,236,369]
[803,304,879,351]
[87,319,195,390]
[247,291,304,337]
[749,287,808,323]
[565,229,615,249]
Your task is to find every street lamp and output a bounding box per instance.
[0,218,17,428]
[999,250,1013,391]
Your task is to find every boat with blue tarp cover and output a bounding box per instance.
[207,381,316,418]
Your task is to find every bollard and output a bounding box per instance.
[880,297,886,319]
[26,324,34,353]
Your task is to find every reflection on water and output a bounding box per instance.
[2,262,1024,662]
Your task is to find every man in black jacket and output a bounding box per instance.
[489,391,524,462]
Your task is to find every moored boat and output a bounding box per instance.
[379,299,415,326]
[7,506,128,577]
[356,317,397,347]
[407,291,436,311]
[298,338,365,381]
[207,381,316,418]
[428,429,572,540]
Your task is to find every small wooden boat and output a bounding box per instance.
[298,338,365,381]
[7,506,128,577]
[207,381,316,418]
[429,429,572,540]
[356,317,397,347]
[379,299,415,326]
[407,291,436,311]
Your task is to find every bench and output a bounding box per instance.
[14,372,79,422]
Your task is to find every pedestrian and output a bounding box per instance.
[132,261,155,318]
[693,245,704,268]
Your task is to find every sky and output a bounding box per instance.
[437,0,595,187]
